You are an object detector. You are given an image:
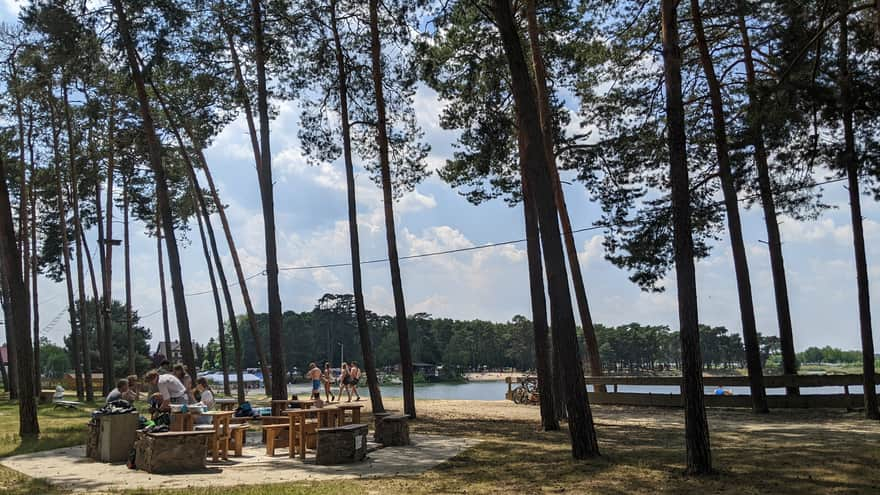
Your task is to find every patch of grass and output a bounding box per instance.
[0,401,94,458]
[0,400,97,494]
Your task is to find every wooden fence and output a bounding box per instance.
[505,374,879,409]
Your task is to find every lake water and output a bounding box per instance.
[280,380,877,401]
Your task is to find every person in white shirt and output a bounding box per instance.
[145,370,189,410]
[196,377,215,410]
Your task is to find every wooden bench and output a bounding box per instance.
[193,411,234,462]
[258,416,290,443]
[228,423,250,457]
[53,400,83,410]
[263,424,289,456]
[134,430,213,473]
[316,423,368,465]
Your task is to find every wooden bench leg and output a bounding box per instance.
[266,433,276,456]
[233,429,245,457]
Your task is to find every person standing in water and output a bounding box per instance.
[349,361,362,401]
[322,361,336,402]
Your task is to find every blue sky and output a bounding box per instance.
[3,2,879,354]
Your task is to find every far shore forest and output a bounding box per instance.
[33,293,877,382]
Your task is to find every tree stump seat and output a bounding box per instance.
[134,430,213,473]
[374,414,410,446]
[315,423,369,465]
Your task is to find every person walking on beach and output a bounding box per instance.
[349,361,362,401]
[337,362,352,402]
[322,361,336,402]
[308,362,323,400]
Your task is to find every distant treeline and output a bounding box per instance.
[198,293,866,375]
[797,346,870,365]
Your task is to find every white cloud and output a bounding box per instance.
[578,235,604,268]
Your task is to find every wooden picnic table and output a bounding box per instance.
[336,403,364,424]
[272,398,317,415]
[284,409,310,460]
[195,411,234,462]
[170,408,228,432]
[313,405,340,428]
[170,411,199,432]
[215,398,237,411]
[292,399,316,410]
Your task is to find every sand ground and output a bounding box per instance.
[0,434,476,494]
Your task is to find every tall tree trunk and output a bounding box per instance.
[29,112,40,394]
[14,80,32,395]
[736,5,799,396]
[89,100,107,391]
[330,0,384,414]
[252,0,287,400]
[65,85,94,402]
[181,135,248,403]
[524,0,604,383]
[147,76,240,397]
[0,156,39,436]
[80,228,105,381]
[0,324,8,392]
[93,180,106,382]
[2,270,18,399]
[150,213,171,361]
[1,268,15,396]
[521,165,558,431]
[368,0,416,418]
[691,0,767,414]
[101,98,116,396]
[123,177,138,376]
[660,0,712,473]
[837,0,879,420]
[493,0,598,459]
[112,0,197,384]
[191,187,229,392]
[155,209,171,352]
[74,224,95,401]
[51,93,83,400]
[125,211,134,377]
[213,10,273,395]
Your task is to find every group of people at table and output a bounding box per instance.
[106,360,367,411]
[103,360,365,432]
[104,361,219,424]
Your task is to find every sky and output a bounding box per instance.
[2,1,879,355]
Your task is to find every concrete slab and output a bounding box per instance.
[0,434,476,494]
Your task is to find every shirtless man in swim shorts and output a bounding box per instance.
[308,362,323,400]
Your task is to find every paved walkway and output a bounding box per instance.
[0,434,476,493]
